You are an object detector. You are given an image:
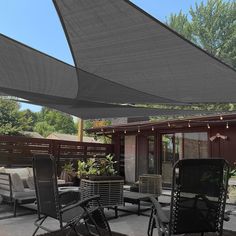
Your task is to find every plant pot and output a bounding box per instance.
[80,177,124,207]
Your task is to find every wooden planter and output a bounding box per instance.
[80,176,124,207]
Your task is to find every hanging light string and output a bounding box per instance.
[95,115,236,134]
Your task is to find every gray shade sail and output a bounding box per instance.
[0,0,236,119]
[0,86,210,119]
[0,34,176,104]
[54,0,236,103]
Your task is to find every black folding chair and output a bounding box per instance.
[148,159,229,236]
[32,154,112,236]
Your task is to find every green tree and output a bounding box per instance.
[0,98,22,135]
[167,0,236,68]
[34,121,55,137]
[190,0,236,67]
[35,107,76,136]
[167,11,193,40]
[19,109,37,131]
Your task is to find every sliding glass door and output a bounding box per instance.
[161,132,208,185]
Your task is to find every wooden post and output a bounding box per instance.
[78,118,83,142]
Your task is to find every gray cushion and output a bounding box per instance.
[11,173,24,192]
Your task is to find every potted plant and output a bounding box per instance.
[60,162,76,183]
[78,154,124,209]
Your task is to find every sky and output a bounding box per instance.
[0,0,208,112]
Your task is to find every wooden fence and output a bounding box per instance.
[0,135,114,169]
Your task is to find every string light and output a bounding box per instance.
[168,122,171,127]
[138,126,140,133]
[207,123,210,129]
[220,116,223,120]
[124,130,127,134]
[112,129,115,133]
[151,126,154,131]
[226,122,229,129]
[188,120,191,128]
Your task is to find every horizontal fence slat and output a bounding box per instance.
[0,135,114,169]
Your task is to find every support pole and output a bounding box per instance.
[78,118,83,142]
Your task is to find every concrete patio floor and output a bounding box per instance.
[0,203,235,236]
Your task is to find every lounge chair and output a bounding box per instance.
[32,154,111,236]
[148,159,229,236]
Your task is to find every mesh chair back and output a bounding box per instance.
[170,159,229,235]
[33,154,60,219]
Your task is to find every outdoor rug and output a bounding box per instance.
[39,224,127,236]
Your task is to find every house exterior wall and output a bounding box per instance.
[112,123,236,182]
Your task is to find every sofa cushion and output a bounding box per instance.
[26,176,35,190]
[11,173,25,192]
[28,167,33,177]
[13,188,35,198]
[5,168,31,179]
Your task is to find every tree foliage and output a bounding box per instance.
[0,99,77,137]
[167,0,236,68]
[0,99,22,135]
[34,107,77,137]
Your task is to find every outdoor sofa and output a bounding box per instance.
[0,167,36,216]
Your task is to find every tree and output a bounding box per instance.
[19,109,37,131]
[167,11,193,40]
[167,0,236,69]
[35,107,76,136]
[190,0,236,67]
[34,121,55,137]
[0,98,22,135]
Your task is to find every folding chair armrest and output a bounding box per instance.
[60,195,100,214]
[59,191,80,206]
[150,197,169,224]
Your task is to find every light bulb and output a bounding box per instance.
[226,122,229,129]
[188,121,191,128]
[220,116,223,120]
[138,127,140,133]
[112,129,115,133]
[151,126,154,131]
[207,123,210,129]
[124,130,127,134]
[168,122,171,127]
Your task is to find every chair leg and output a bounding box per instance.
[32,216,47,236]
[147,209,154,236]
[13,199,17,217]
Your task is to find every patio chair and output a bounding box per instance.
[147,159,229,236]
[32,154,112,236]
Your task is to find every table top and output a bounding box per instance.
[123,190,157,200]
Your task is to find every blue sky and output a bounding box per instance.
[0,0,207,112]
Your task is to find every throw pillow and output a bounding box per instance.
[0,167,5,173]
[26,176,35,190]
[11,173,25,192]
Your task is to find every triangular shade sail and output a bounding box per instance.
[0,86,210,119]
[54,0,236,103]
[0,34,174,104]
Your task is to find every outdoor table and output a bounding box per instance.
[119,191,158,216]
